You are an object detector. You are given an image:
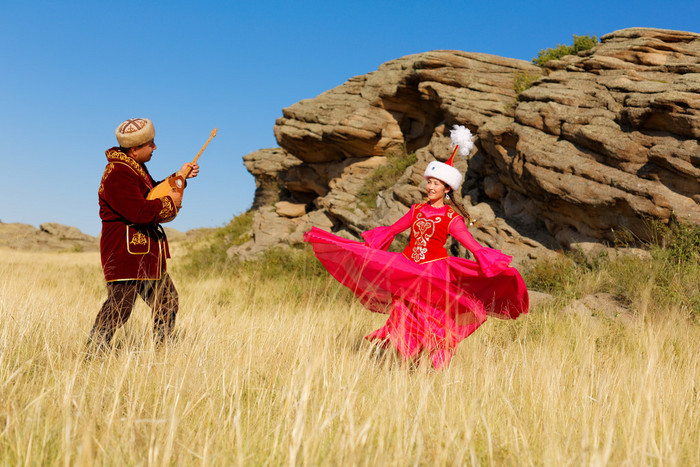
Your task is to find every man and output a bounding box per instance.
[88,118,199,350]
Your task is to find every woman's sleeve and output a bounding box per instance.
[361,207,414,250]
[450,219,513,277]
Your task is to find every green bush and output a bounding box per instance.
[513,70,542,94]
[248,245,328,279]
[645,216,700,266]
[533,34,599,67]
[178,211,254,275]
[524,220,700,320]
[523,253,578,295]
[358,148,417,209]
[178,211,330,280]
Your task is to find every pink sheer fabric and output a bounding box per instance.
[303,204,529,369]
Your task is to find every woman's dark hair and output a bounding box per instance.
[447,193,472,225]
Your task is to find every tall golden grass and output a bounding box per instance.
[1,246,698,465]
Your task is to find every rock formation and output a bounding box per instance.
[0,222,98,251]
[499,27,700,247]
[0,222,187,251]
[234,28,700,265]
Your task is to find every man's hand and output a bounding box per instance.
[169,189,183,208]
[177,162,199,179]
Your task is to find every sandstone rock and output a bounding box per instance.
[275,201,306,218]
[226,207,297,261]
[528,290,555,308]
[274,50,537,165]
[497,28,700,244]
[226,240,259,262]
[234,28,699,266]
[243,147,302,177]
[243,148,303,208]
[227,205,337,261]
[0,222,98,251]
[40,223,94,241]
[569,239,652,263]
[251,207,299,247]
[0,222,43,246]
[563,293,634,324]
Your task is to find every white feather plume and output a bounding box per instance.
[450,125,474,157]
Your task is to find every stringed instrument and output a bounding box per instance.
[147,128,217,222]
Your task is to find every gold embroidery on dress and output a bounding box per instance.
[411,214,441,262]
[130,231,148,246]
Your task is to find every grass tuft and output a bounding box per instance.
[358,148,417,209]
[513,70,542,95]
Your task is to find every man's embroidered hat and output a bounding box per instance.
[423,125,474,191]
[115,118,155,148]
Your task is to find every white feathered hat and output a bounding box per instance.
[423,125,474,191]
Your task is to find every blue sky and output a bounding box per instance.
[1,0,698,236]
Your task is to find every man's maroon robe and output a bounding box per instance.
[98,148,179,281]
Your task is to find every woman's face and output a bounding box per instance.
[426,177,450,202]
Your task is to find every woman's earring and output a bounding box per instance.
[445,193,451,200]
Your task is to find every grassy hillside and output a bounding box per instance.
[0,230,698,464]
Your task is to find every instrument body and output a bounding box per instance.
[148,175,186,200]
[146,128,217,223]
[146,176,186,223]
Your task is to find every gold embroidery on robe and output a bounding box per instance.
[159,196,176,220]
[98,163,116,195]
[126,225,151,255]
[106,150,151,186]
[130,231,147,246]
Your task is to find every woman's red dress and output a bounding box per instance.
[303,203,529,369]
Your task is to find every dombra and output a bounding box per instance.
[147,128,217,223]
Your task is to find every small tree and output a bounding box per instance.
[533,34,599,67]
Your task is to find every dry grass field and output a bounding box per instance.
[1,244,698,465]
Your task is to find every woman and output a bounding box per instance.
[303,126,528,370]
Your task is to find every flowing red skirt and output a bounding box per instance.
[304,227,528,368]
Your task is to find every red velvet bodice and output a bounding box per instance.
[402,204,462,264]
